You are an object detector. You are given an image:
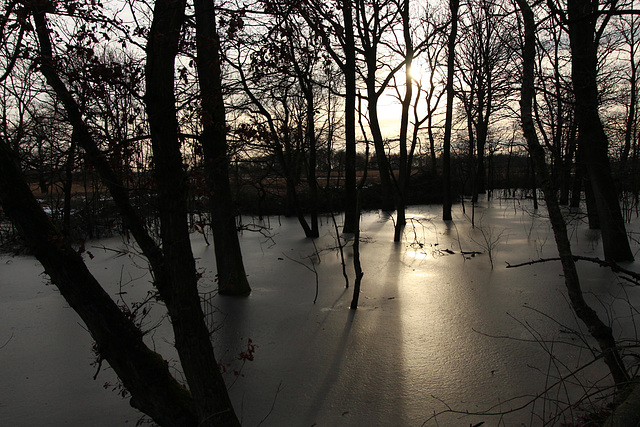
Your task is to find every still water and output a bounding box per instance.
[1,197,639,426]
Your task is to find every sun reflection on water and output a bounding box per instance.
[406,249,428,260]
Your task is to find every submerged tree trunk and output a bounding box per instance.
[0,141,199,426]
[194,0,251,295]
[350,190,364,309]
[146,0,241,423]
[567,0,634,262]
[367,93,396,211]
[393,0,413,242]
[287,28,320,238]
[62,131,77,237]
[342,0,358,234]
[517,0,629,389]
[28,3,240,424]
[350,140,369,309]
[442,0,459,221]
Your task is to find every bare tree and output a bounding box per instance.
[0,0,242,424]
[442,0,459,221]
[194,0,251,294]
[297,0,358,233]
[517,0,630,392]
[549,0,635,261]
[455,0,516,203]
[354,0,400,210]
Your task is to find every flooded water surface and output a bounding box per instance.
[1,198,639,425]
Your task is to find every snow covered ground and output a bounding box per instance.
[1,197,639,426]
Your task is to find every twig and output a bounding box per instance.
[330,212,349,288]
[256,381,284,427]
[422,351,607,426]
[91,244,129,257]
[282,252,320,303]
[0,332,14,349]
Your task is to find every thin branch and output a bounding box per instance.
[506,256,640,284]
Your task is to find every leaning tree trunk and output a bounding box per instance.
[31,10,236,418]
[567,0,634,262]
[517,0,629,389]
[194,0,251,295]
[0,140,199,426]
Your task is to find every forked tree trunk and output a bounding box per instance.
[288,28,320,238]
[356,0,395,211]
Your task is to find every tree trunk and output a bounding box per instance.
[0,140,199,426]
[288,28,320,238]
[146,0,241,424]
[367,94,395,210]
[605,380,640,426]
[394,0,413,242]
[194,0,251,295]
[305,94,320,237]
[442,0,459,221]
[517,0,629,389]
[620,43,637,169]
[584,174,601,229]
[473,100,488,203]
[342,0,358,234]
[559,121,577,205]
[567,0,634,262]
[570,163,582,208]
[350,189,364,309]
[62,130,77,237]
